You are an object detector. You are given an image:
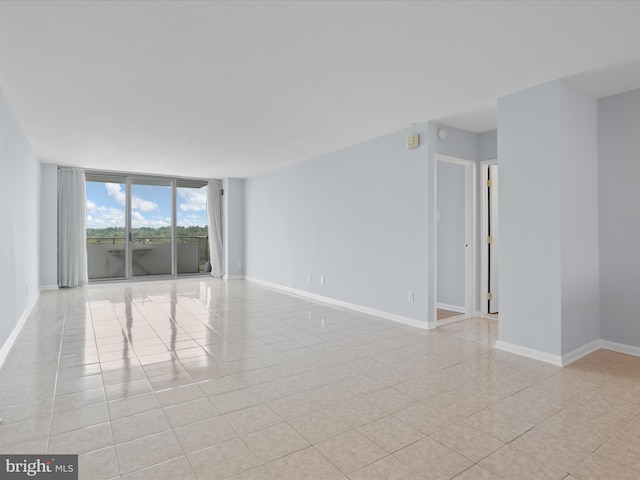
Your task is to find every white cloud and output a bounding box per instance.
[105,183,126,205]
[131,211,170,229]
[178,187,206,212]
[86,205,125,229]
[177,212,207,227]
[105,183,158,212]
[133,196,159,213]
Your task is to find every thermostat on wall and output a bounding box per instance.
[407,133,420,149]
[438,128,447,140]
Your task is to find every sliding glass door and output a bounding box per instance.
[130,179,173,277]
[86,174,209,281]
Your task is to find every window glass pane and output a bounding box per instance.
[86,178,126,280]
[131,180,172,277]
[177,184,209,274]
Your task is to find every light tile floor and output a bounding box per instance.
[1,278,640,479]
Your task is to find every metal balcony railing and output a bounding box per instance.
[86,236,210,277]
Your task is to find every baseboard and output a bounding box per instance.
[601,340,640,358]
[223,275,245,280]
[561,339,601,366]
[495,338,604,367]
[436,302,466,314]
[245,277,432,330]
[437,314,469,327]
[494,340,563,367]
[40,284,58,291]
[0,294,38,368]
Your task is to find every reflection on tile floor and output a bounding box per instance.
[1,278,640,479]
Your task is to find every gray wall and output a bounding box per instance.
[428,123,482,161]
[245,126,429,322]
[497,79,600,357]
[598,88,640,348]
[498,81,564,355]
[0,87,40,352]
[223,178,245,278]
[436,160,466,309]
[559,83,600,354]
[479,130,498,161]
[40,163,58,287]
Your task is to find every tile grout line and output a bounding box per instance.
[45,293,69,455]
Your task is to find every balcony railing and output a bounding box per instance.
[87,236,209,279]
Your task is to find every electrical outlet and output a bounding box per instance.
[320,275,325,285]
[307,274,311,283]
[408,291,415,302]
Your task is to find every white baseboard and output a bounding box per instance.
[223,275,245,280]
[40,284,58,291]
[496,338,603,367]
[561,339,601,366]
[436,302,466,314]
[0,294,38,368]
[494,340,563,367]
[437,315,469,327]
[601,340,640,358]
[245,277,432,330]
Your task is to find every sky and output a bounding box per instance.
[86,181,207,229]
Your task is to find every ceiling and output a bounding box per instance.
[1,1,640,179]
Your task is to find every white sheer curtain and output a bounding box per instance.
[58,167,88,287]
[207,179,224,278]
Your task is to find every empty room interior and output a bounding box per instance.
[2,1,640,479]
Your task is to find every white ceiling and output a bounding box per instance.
[1,1,640,179]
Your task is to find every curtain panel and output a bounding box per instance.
[207,179,224,278]
[58,167,88,287]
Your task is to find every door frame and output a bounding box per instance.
[433,154,477,325]
[479,159,498,316]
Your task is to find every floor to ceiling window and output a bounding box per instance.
[85,173,209,281]
[86,174,127,280]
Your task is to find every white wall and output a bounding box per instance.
[497,79,599,360]
[0,87,40,353]
[598,88,640,349]
[223,178,245,278]
[245,126,429,323]
[40,163,58,287]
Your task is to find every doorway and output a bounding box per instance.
[434,155,476,324]
[480,161,499,317]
